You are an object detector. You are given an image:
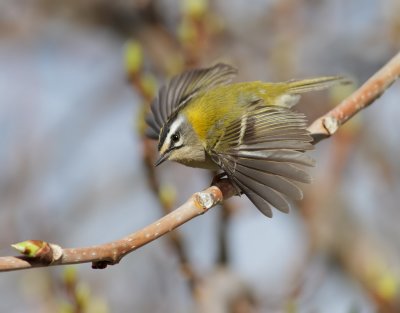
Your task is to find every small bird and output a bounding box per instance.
[146,63,341,217]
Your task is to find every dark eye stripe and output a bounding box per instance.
[158,125,170,150]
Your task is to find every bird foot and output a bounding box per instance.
[211,173,242,196]
[211,172,228,186]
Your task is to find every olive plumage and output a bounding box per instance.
[146,63,341,217]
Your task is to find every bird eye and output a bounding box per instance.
[171,133,180,143]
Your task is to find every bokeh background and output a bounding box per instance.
[1,0,400,312]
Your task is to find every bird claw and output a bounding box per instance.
[211,173,242,196]
[211,172,228,186]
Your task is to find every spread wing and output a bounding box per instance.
[146,63,238,139]
[207,104,314,217]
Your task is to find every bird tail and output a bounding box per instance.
[286,76,347,94]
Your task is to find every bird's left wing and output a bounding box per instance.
[207,104,314,217]
[146,63,238,139]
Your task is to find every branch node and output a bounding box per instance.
[49,244,63,263]
[195,187,221,211]
[195,192,214,210]
[92,260,111,269]
[11,240,63,265]
[323,116,340,135]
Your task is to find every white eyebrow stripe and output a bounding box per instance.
[164,115,185,148]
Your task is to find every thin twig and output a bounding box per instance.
[1,51,399,272]
[128,42,200,290]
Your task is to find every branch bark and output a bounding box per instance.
[308,51,400,143]
[1,51,399,273]
[0,180,236,272]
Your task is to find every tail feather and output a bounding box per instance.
[286,76,345,94]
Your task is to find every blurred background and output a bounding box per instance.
[1,0,400,312]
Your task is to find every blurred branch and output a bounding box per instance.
[125,40,200,291]
[0,50,399,272]
[295,51,400,313]
[126,0,218,294]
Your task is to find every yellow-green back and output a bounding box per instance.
[182,81,288,142]
[182,76,342,142]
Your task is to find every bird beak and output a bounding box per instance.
[154,152,169,167]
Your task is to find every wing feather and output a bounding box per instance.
[235,140,313,151]
[209,105,314,217]
[233,171,291,214]
[225,150,315,167]
[235,164,303,200]
[146,63,238,139]
[236,158,312,183]
[237,182,273,217]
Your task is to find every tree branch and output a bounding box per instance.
[308,51,400,143]
[0,180,236,272]
[1,51,399,272]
